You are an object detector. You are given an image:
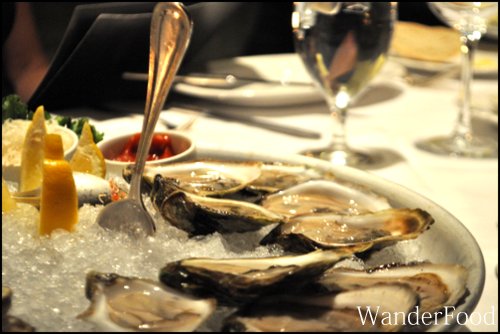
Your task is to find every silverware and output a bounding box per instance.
[162,115,198,131]
[123,72,312,89]
[97,3,193,237]
[403,66,460,86]
[170,104,322,139]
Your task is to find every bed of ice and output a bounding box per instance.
[2,198,284,332]
[2,182,427,332]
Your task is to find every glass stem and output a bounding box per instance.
[326,95,349,152]
[454,33,477,140]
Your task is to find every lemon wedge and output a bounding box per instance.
[70,122,106,178]
[19,106,47,192]
[39,134,78,235]
[2,178,17,212]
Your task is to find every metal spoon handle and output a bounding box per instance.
[129,2,193,200]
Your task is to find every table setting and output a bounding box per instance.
[2,2,498,332]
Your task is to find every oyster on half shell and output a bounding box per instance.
[2,286,11,319]
[129,160,262,197]
[151,176,283,235]
[136,161,327,197]
[246,163,328,194]
[261,208,434,252]
[261,180,392,217]
[2,287,35,332]
[222,284,419,332]
[78,271,216,332]
[318,262,468,314]
[159,249,352,305]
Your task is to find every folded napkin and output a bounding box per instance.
[28,3,265,111]
[391,21,461,63]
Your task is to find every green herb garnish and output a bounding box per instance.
[2,94,104,143]
[54,116,104,143]
[2,95,50,122]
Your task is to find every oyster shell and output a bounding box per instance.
[261,208,434,252]
[151,176,283,235]
[136,161,326,197]
[160,249,352,305]
[261,180,391,217]
[78,271,216,332]
[247,163,327,194]
[318,262,468,313]
[131,160,262,197]
[2,286,11,319]
[2,287,35,332]
[2,315,36,332]
[222,284,419,332]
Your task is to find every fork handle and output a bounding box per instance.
[128,2,193,200]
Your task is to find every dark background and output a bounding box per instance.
[4,2,448,110]
[31,2,444,61]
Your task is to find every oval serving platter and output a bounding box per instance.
[194,147,485,332]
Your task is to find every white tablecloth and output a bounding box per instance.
[91,59,498,332]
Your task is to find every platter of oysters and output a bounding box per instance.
[2,148,484,332]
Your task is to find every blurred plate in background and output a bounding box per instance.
[391,50,498,75]
[173,54,323,107]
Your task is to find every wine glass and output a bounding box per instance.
[292,2,396,168]
[416,2,498,158]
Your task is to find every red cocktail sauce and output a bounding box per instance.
[114,133,174,162]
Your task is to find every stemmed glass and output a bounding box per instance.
[292,2,396,168]
[416,2,498,158]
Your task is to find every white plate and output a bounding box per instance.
[471,91,498,125]
[474,109,498,125]
[390,55,458,73]
[173,54,323,107]
[391,50,498,75]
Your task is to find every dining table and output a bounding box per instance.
[47,45,498,332]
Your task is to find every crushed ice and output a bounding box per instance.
[2,199,282,332]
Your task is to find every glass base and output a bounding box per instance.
[416,135,498,158]
[301,147,404,170]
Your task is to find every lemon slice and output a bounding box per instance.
[2,178,17,212]
[40,134,78,235]
[70,122,106,178]
[19,106,47,192]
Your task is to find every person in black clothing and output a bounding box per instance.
[2,3,49,102]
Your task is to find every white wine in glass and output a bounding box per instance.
[293,2,396,167]
[416,2,498,158]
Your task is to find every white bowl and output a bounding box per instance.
[97,130,195,177]
[2,124,78,183]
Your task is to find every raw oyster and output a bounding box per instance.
[2,286,11,319]
[2,315,35,332]
[222,284,419,332]
[247,163,327,194]
[160,249,352,305]
[151,176,283,235]
[261,208,434,252]
[261,180,391,217]
[78,271,216,332]
[2,287,35,332]
[129,160,262,197]
[318,262,468,313]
